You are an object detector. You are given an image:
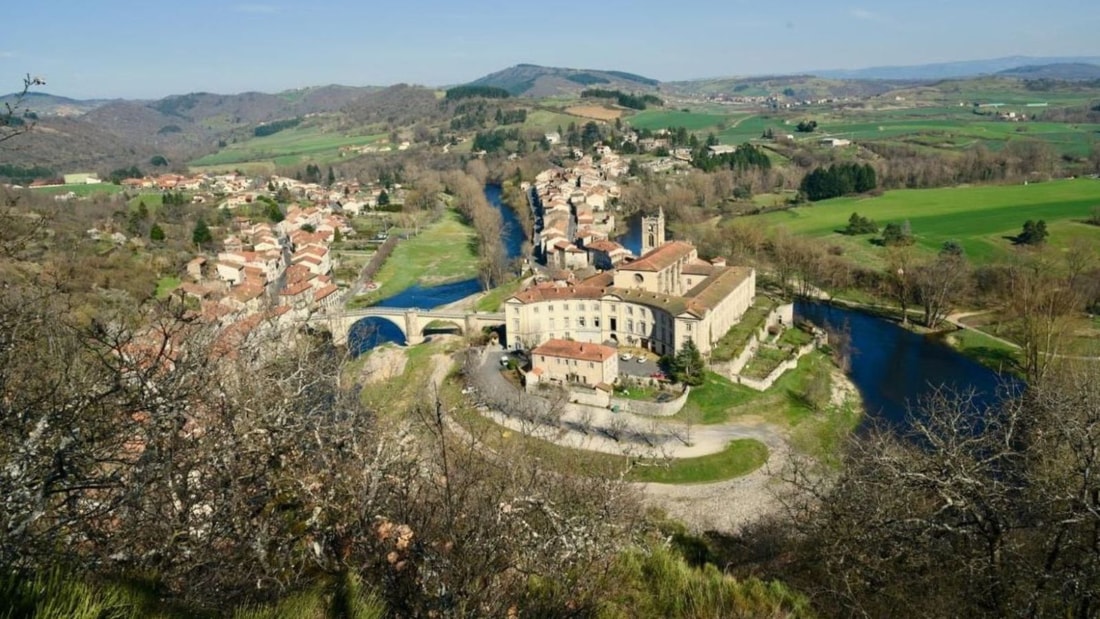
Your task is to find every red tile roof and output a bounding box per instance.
[618,241,695,273]
[532,338,616,363]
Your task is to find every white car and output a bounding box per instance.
[620,353,632,361]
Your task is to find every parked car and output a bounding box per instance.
[620,353,632,361]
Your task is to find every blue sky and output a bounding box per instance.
[2,0,1097,99]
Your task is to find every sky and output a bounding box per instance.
[2,0,1097,99]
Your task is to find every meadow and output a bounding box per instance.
[627,109,740,132]
[351,209,479,305]
[751,179,1100,265]
[190,125,385,170]
[30,183,124,197]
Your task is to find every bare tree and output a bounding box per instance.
[1,74,45,145]
[781,367,1100,618]
[911,249,971,329]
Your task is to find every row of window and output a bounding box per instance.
[539,355,596,369]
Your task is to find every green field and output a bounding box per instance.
[627,109,740,132]
[30,183,124,197]
[190,124,385,169]
[352,209,479,306]
[752,179,1100,264]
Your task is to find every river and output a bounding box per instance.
[348,184,527,354]
[795,300,1020,430]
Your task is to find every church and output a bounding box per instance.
[504,209,756,357]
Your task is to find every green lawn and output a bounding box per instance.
[940,327,1022,375]
[751,179,1100,265]
[628,440,768,484]
[31,183,124,197]
[475,277,524,312]
[352,209,479,305]
[154,276,181,300]
[450,400,768,484]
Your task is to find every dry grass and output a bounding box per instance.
[565,105,623,121]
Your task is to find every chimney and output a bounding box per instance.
[711,257,727,267]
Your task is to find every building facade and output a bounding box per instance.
[529,338,619,387]
[504,242,755,357]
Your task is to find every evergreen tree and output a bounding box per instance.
[672,340,706,386]
[377,189,390,206]
[192,218,212,247]
[327,166,336,187]
[1016,219,1049,245]
[149,223,165,241]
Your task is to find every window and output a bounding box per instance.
[627,319,634,332]
[634,273,644,284]
[563,303,569,310]
[639,321,646,334]
[512,319,519,330]
[578,317,586,327]
[564,318,570,329]
[627,306,633,315]
[589,362,594,368]
[549,318,556,329]
[534,306,539,314]
[594,317,601,328]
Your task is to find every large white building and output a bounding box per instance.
[504,231,755,357]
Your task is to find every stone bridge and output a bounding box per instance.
[316,307,506,346]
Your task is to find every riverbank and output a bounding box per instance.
[349,208,480,307]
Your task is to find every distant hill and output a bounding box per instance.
[996,63,1100,80]
[811,55,1100,80]
[0,91,114,116]
[465,64,660,97]
[666,74,918,99]
[0,84,384,173]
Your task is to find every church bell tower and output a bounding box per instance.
[641,207,666,255]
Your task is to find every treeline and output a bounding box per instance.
[444,85,511,101]
[253,117,301,137]
[472,128,522,154]
[442,170,508,288]
[449,103,527,131]
[861,140,1087,189]
[0,163,55,184]
[693,143,772,172]
[581,88,663,110]
[800,162,877,201]
[107,165,143,183]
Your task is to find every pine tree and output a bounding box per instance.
[672,339,706,386]
[149,223,165,241]
[192,218,212,247]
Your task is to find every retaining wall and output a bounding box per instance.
[608,385,690,417]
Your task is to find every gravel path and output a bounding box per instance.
[439,347,861,535]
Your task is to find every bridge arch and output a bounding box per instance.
[347,315,407,355]
[420,318,465,339]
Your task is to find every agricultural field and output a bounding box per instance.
[626,108,740,132]
[522,108,588,132]
[751,179,1100,265]
[29,183,124,197]
[807,113,1100,157]
[189,124,385,170]
[563,105,623,120]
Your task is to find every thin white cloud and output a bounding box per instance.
[233,3,279,14]
[850,8,882,21]
[0,51,16,59]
